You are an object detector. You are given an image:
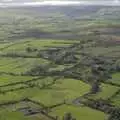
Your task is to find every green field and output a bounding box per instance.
[0,57,49,74]
[0,78,90,105]
[2,39,77,52]
[0,111,32,120]
[108,73,120,85]
[0,74,35,85]
[88,83,119,100]
[50,105,106,120]
[31,79,90,106]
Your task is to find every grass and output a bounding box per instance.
[31,78,90,106]
[2,39,78,53]
[83,46,120,56]
[0,110,32,120]
[0,83,29,91]
[0,101,49,120]
[0,87,41,103]
[0,76,56,103]
[88,83,119,100]
[48,64,73,72]
[0,57,49,74]
[0,74,35,86]
[0,78,90,105]
[111,93,120,107]
[28,114,51,120]
[108,72,120,85]
[0,42,13,50]
[49,105,107,120]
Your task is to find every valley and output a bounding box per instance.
[0,5,120,120]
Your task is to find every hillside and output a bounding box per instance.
[0,5,120,120]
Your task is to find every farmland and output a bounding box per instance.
[0,5,120,120]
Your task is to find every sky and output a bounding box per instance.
[0,0,119,7]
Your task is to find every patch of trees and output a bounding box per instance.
[81,98,120,118]
[108,108,120,120]
[90,80,101,94]
[25,65,49,76]
[39,48,78,64]
[26,47,38,53]
[114,60,120,72]
[63,55,119,82]
[63,113,76,120]
[1,53,37,58]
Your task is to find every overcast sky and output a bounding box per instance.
[0,0,119,7]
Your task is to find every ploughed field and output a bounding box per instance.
[0,5,120,120]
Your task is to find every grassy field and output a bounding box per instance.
[31,79,90,106]
[0,75,35,86]
[0,110,32,120]
[88,83,119,100]
[2,39,77,52]
[108,72,120,85]
[111,93,120,107]
[0,57,49,74]
[50,105,106,120]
